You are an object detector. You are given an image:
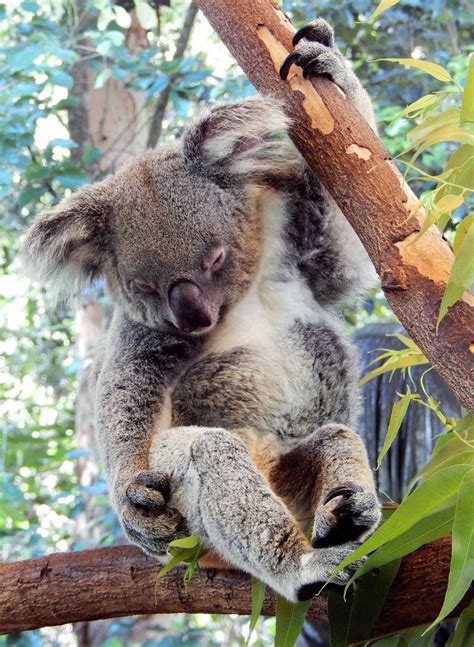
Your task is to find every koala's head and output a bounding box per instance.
[21,97,299,335]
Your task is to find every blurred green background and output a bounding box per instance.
[0,1,472,645]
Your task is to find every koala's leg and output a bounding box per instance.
[149,425,362,602]
[270,424,381,549]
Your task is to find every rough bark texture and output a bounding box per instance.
[0,538,472,637]
[195,0,474,413]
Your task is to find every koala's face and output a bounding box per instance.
[106,149,262,334]
[21,97,298,336]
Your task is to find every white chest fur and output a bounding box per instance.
[202,188,323,359]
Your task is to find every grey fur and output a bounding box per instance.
[21,20,381,602]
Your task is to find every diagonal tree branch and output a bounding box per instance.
[195,0,473,412]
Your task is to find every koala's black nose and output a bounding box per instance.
[169,281,212,333]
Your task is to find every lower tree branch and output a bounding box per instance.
[1,538,472,637]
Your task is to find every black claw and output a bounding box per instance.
[135,471,171,500]
[280,52,299,80]
[292,24,317,47]
[302,58,321,79]
[323,483,362,506]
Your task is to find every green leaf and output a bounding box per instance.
[134,0,157,30]
[359,354,429,386]
[350,506,454,579]
[47,68,74,89]
[396,94,439,120]
[376,58,454,83]
[435,195,464,213]
[328,559,400,647]
[461,55,474,125]
[332,465,473,576]
[82,146,102,167]
[453,215,474,255]
[367,0,400,21]
[246,577,266,645]
[436,145,474,203]
[377,391,412,468]
[437,220,474,326]
[408,108,461,145]
[446,600,474,647]
[168,535,200,550]
[7,43,44,72]
[428,469,474,629]
[158,548,196,577]
[275,596,311,647]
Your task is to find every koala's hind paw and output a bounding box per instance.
[280,19,349,91]
[296,542,364,602]
[312,482,381,549]
[120,470,188,558]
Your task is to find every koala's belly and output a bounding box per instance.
[170,319,359,442]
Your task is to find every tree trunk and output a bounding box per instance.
[146,1,199,149]
[0,539,472,638]
[195,0,474,413]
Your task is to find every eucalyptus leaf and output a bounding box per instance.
[368,0,401,22]
[275,596,311,647]
[328,559,400,647]
[377,58,454,83]
[446,599,474,647]
[377,391,412,468]
[461,54,474,125]
[437,222,474,326]
[453,215,474,255]
[428,468,474,629]
[246,577,266,645]
[168,535,200,550]
[359,354,429,387]
[331,465,473,577]
[350,506,454,580]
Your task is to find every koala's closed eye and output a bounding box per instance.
[134,280,158,294]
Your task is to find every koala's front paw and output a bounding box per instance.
[297,541,365,602]
[280,19,349,92]
[312,482,381,549]
[119,471,188,558]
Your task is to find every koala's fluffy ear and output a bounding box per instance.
[182,96,300,184]
[21,180,111,304]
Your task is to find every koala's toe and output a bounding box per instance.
[312,483,381,548]
[126,471,171,516]
[292,19,334,48]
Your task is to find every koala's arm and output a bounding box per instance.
[94,310,200,549]
[280,19,378,305]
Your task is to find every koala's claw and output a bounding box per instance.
[292,19,334,48]
[120,471,187,557]
[125,470,170,516]
[312,482,381,549]
[280,19,347,89]
[296,541,365,602]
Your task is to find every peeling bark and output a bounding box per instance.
[196,0,474,412]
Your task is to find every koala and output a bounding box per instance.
[22,20,381,602]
